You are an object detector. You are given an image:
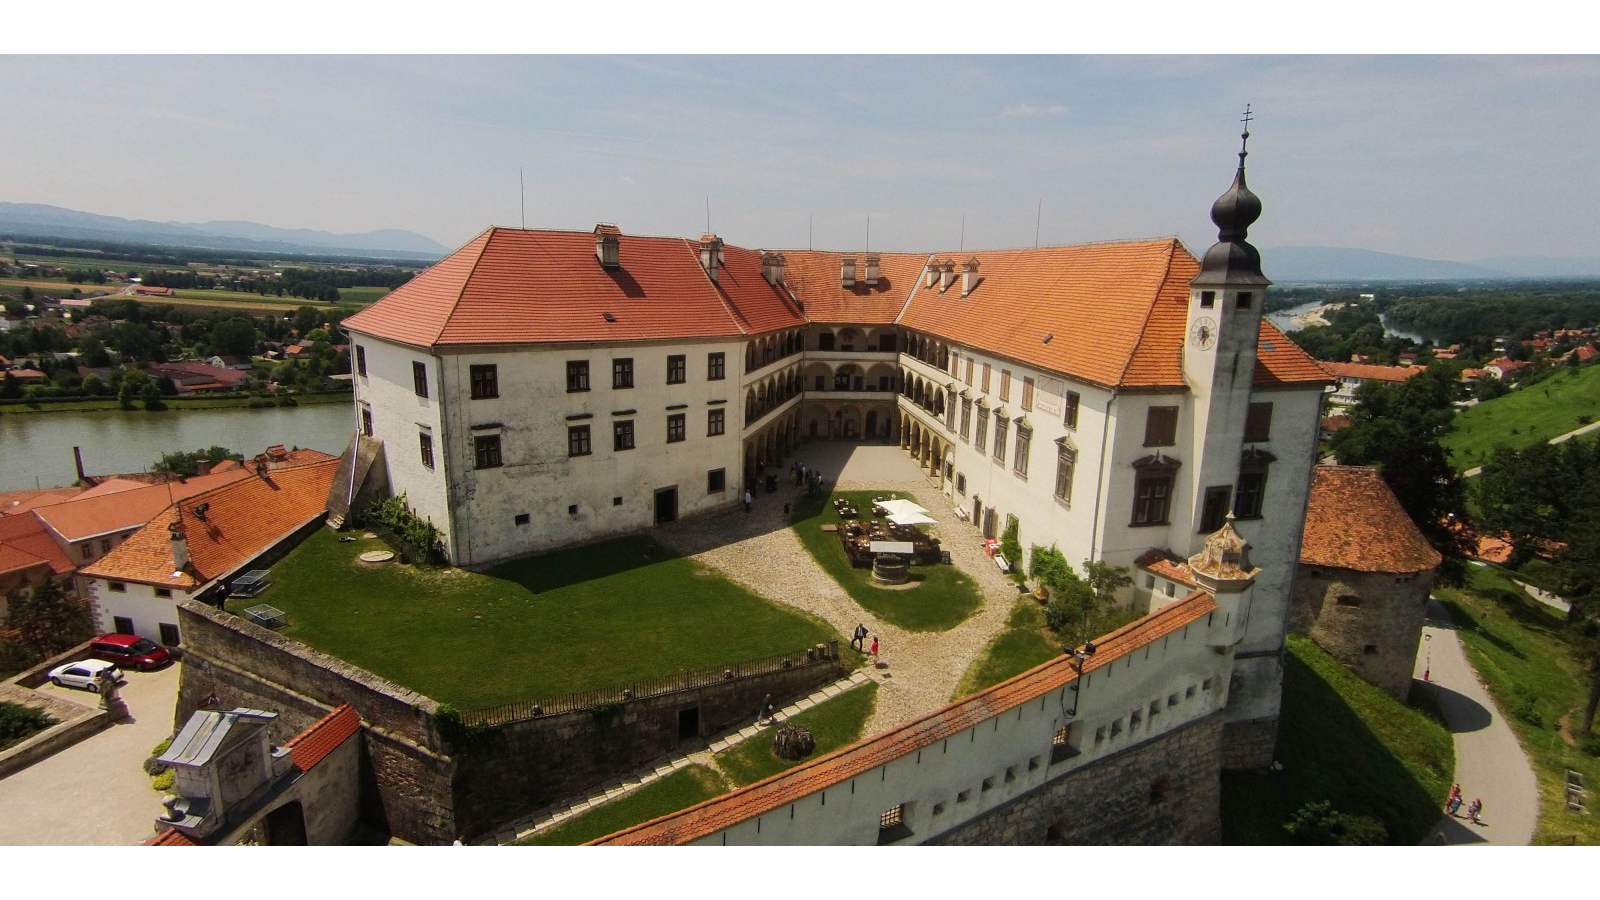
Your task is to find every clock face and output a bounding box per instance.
[1190,317,1218,350]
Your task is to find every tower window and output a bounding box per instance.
[1200,290,1216,309]
[1236,291,1254,310]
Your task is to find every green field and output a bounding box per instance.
[714,682,879,787]
[1443,365,1600,470]
[951,599,1060,700]
[513,765,729,846]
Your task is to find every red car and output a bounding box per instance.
[88,633,172,671]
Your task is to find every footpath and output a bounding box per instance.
[1414,598,1538,845]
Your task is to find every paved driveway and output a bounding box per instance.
[0,663,182,846]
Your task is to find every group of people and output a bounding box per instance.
[851,623,879,664]
[1445,783,1484,825]
[789,462,826,496]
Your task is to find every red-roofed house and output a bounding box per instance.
[0,512,79,616]
[79,459,337,646]
[1322,360,1423,407]
[341,148,1330,770]
[1293,466,1442,696]
[1486,357,1534,380]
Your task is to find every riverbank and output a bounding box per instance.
[0,390,353,415]
[1286,302,1345,329]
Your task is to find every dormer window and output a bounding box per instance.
[594,223,621,270]
[864,254,880,287]
[841,256,857,288]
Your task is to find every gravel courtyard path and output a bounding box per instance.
[654,443,1030,738]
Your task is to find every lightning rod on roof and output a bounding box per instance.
[520,169,526,230]
[706,196,711,234]
[1035,200,1042,249]
[865,215,870,253]
[959,215,966,252]
[809,214,813,251]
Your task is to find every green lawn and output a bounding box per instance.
[1436,563,1600,845]
[1443,365,1600,471]
[515,681,879,845]
[0,389,351,415]
[227,529,838,709]
[1221,634,1454,845]
[951,599,1060,700]
[789,489,984,632]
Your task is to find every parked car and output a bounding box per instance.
[87,633,172,671]
[48,659,123,692]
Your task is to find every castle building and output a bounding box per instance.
[340,132,1331,767]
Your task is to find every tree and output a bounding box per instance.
[1329,365,1472,583]
[209,316,258,358]
[118,369,150,410]
[5,578,94,661]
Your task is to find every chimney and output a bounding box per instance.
[169,521,190,572]
[962,258,980,297]
[594,223,621,270]
[938,258,956,292]
[924,262,938,289]
[699,233,723,283]
[73,445,87,483]
[864,254,880,287]
[841,256,857,288]
[760,251,786,287]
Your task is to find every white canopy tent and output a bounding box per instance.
[888,511,938,527]
[875,498,930,519]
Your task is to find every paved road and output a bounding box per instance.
[0,664,181,846]
[1462,419,1600,479]
[1414,600,1538,845]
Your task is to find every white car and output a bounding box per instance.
[48,659,123,692]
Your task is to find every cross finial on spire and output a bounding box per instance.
[1238,104,1253,166]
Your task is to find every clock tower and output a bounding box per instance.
[1180,108,1272,553]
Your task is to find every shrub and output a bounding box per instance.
[151,770,175,792]
[1508,686,1542,726]
[357,494,443,564]
[0,701,57,751]
[1579,733,1600,758]
[1284,800,1387,845]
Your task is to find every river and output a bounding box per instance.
[1267,300,1430,344]
[0,402,357,492]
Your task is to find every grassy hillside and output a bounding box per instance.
[1444,364,1600,470]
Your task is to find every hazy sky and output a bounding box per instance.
[4,54,1596,261]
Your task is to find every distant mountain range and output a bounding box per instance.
[1263,245,1600,283]
[0,202,448,261]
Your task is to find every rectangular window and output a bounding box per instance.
[1200,290,1216,309]
[667,354,686,385]
[964,358,973,385]
[101,539,111,553]
[613,358,634,389]
[567,360,590,392]
[708,352,726,381]
[818,332,835,351]
[470,364,499,399]
[1064,391,1080,430]
[1014,428,1031,478]
[110,585,128,596]
[412,361,429,398]
[1235,470,1268,519]
[355,345,367,377]
[81,545,94,560]
[1000,370,1011,402]
[614,420,635,451]
[1133,474,1173,526]
[155,588,173,599]
[1144,406,1179,447]
[667,413,686,443]
[419,432,434,469]
[1055,446,1076,504]
[959,399,972,441]
[956,473,967,495]
[159,622,180,646]
[1236,291,1254,310]
[993,416,1008,462]
[1021,377,1035,411]
[361,407,373,437]
[1200,485,1232,533]
[708,408,726,436]
[877,804,912,845]
[1244,402,1273,443]
[708,468,726,493]
[981,363,991,393]
[975,408,989,453]
[474,434,502,469]
[515,513,530,526]
[568,424,592,457]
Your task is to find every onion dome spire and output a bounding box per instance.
[1192,105,1271,287]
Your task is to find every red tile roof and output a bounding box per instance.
[143,827,198,846]
[0,512,75,578]
[0,486,85,516]
[591,592,1217,845]
[343,227,807,349]
[1322,361,1422,383]
[1254,320,1334,388]
[282,703,360,773]
[1301,466,1442,574]
[1134,548,1195,586]
[32,470,252,543]
[779,251,929,325]
[80,460,337,588]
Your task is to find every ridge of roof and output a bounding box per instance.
[282,703,361,773]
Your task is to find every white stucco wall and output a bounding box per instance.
[347,333,450,556]
[85,577,192,644]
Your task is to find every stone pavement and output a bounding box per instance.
[0,663,182,846]
[1414,599,1538,845]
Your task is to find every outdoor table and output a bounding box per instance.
[869,541,915,555]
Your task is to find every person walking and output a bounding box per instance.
[744,489,753,513]
[1445,783,1462,815]
[1467,798,1483,825]
[758,693,776,726]
[852,623,868,652]
[870,635,880,666]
